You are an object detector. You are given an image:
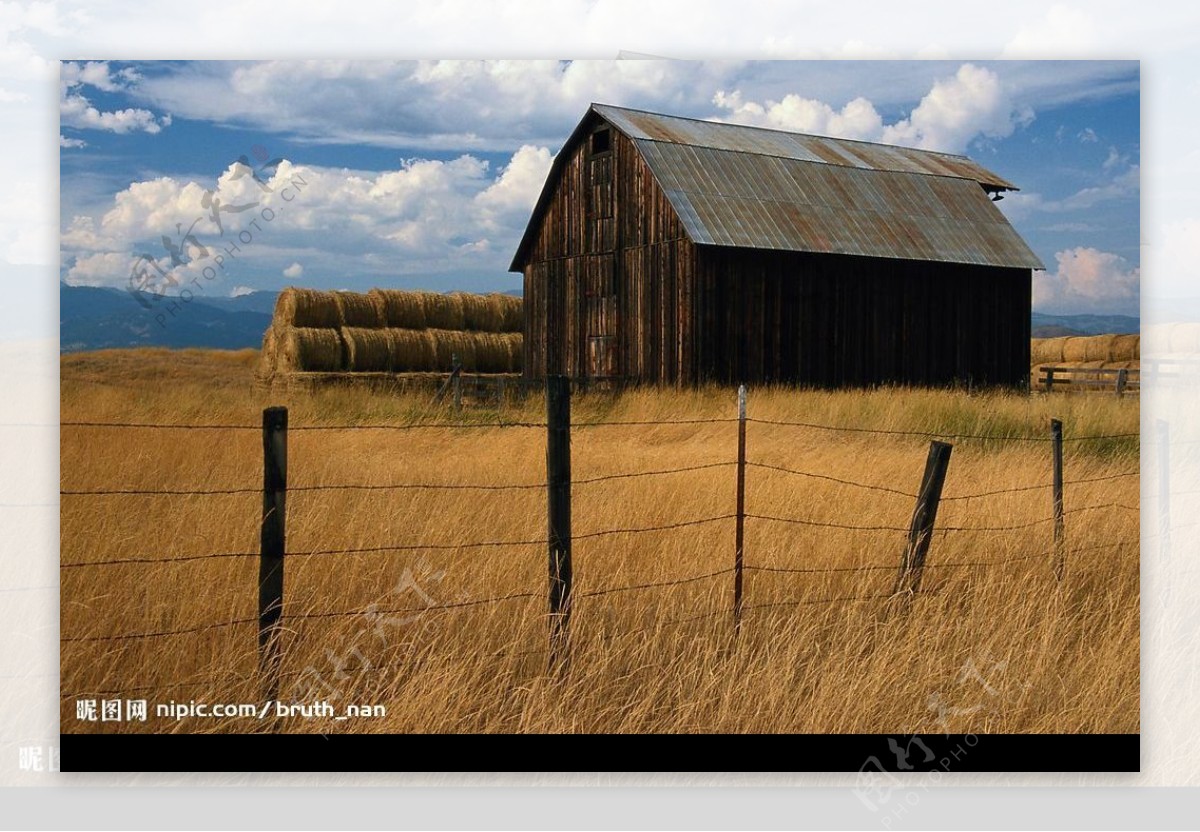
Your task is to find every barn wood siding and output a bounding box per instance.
[693,247,1031,388]
[523,123,695,383]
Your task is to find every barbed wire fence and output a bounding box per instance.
[59,378,1138,700]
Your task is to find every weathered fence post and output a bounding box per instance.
[259,406,287,699]
[893,441,952,596]
[1115,368,1128,398]
[1051,418,1065,581]
[733,384,747,632]
[1044,368,1055,393]
[546,375,573,670]
[452,353,462,414]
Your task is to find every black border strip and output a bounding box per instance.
[61,733,1139,773]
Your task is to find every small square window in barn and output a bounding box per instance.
[590,128,611,155]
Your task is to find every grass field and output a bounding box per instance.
[60,348,1139,734]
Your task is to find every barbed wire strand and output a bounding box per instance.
[746,461,917,498]
[60,616,257,644]
[745,416,1136,443]
[574,461,736,486]
[573,514,737,541]
[61,551,258,569]
[578,567,735,599]
[745,512,909,532]
[60,420,546,432]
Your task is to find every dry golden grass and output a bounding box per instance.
[60,349,1138,734]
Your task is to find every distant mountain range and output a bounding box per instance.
[1030,312,1140,338]
[59,284,1139,352]
[60,284,275,352]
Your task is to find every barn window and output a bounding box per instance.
[590,128,611,155]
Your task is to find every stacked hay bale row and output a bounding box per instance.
[1030,334,1140,383]
[259,288,523,377]
[1031,334,1140,366]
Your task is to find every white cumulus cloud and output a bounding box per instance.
[1034,246,1140,314]
[881,64,1034,152]
[713,64,1032,154]
[712,90,884,141]
[60,60,170,135]
[61,145,554,291]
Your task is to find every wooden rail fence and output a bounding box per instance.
[1038,365,1140,396]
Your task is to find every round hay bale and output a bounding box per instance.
[1030,337,1065,366]
[1111,334,1139,362]
[1083,334,1118,362]
[424,293,466,331]
[369,289,427,330]
[274,287,341,328]
[1061,336,1090,363]
[497,294,523,333]
[429,329,476,371]
[391,328,436,371]
[455,292,504,332]
[474,332,510,373]
[500,332,522,373]
[335,291,384,328]
[257,325,280,378]
[279,327,344,372]
[341,327,393,371]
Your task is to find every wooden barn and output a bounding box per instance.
[510,103,1044,388]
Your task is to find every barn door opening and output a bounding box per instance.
[586,255,618,380]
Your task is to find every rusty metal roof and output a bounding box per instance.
[637,138,1043,268]
[510,104,1043,271]
[594,104,1020,190]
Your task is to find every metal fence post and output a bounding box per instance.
[1051,418,1065,581]
[259,406,287,700]
[546,375,573,670]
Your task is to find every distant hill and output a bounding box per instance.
[1031,324,1088,338]
[191,290,281,316]
[1031,312,1139,336]
[60,284,273,352]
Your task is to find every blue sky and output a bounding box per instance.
[59,59,1140,316]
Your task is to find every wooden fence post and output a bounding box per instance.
[894,441,952,596]
[546,375,573,670]
[733,384,747,632]
[452,353,462,414]
[1051,418,1065,581]
[259,406,287,699]
[1115,368,1128,398]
